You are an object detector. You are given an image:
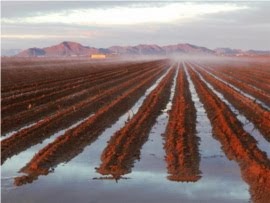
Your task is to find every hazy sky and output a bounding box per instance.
[1,1,270,50]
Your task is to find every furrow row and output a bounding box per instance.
[1,65,166,164]
[187,65,270,203]
[12,65,170,186]
[164,64,200,182]
[192,64,270,142]
[1,63,165,135]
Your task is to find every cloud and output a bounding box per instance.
[2,2,248,25]
[1,34,96,39]
[1,1,269,50]
[1,1,137,18]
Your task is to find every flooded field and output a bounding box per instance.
[1,57,270,203]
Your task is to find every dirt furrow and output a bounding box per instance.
[193,65,270,142]
[164,65,200,182]
[2,61,166,118]
[187,66,270,203]
[1,66,166,164]
[1,69,126,117]
[1,64,106,95]
[2,60,166,104]
[217,67,270,94]
[1,67,124,107]
[1,60,154,95]
[96,67,175,179]
[201,65,270,107]
[1,63,164,135]
[13,65,170,186]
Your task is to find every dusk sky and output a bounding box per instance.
[1,1,270,50]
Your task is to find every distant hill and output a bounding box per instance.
[163,43,214,55]
[18,48,46,57]
[17,41,100,57]
[214,47,270,56]
[214,48,244,56]
[14,41,270,57]
[108,44,166,55]
[246,49,270,56]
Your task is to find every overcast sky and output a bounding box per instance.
[1,1,270,50]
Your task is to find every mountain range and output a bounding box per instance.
[6,41,270,57]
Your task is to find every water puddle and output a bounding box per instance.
[191,62,270,111]
[183,62,249,201]
[1,113,94,189]
[188,63,270,159]
[130,61,178,176]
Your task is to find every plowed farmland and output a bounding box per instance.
[1,57,270,203]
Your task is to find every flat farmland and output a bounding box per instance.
[1,57,270,203]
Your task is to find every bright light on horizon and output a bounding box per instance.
[2,3,248,26]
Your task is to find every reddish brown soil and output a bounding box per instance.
[202,66,270,107]
[1,60,166,117]
[2,57,269,202]
[1,59,114,93]
[97,67,175,179]
[164,65,200,182]
[207,63,270,94]
[1,68,125,116]
[1,65,166,164]
[192,65,270,142]
[1,58,142,93]
[223,68,270,86]
[13,64,170,186]
[1,61,167,134]
[187,66,270,203]
[2,67,122,104]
